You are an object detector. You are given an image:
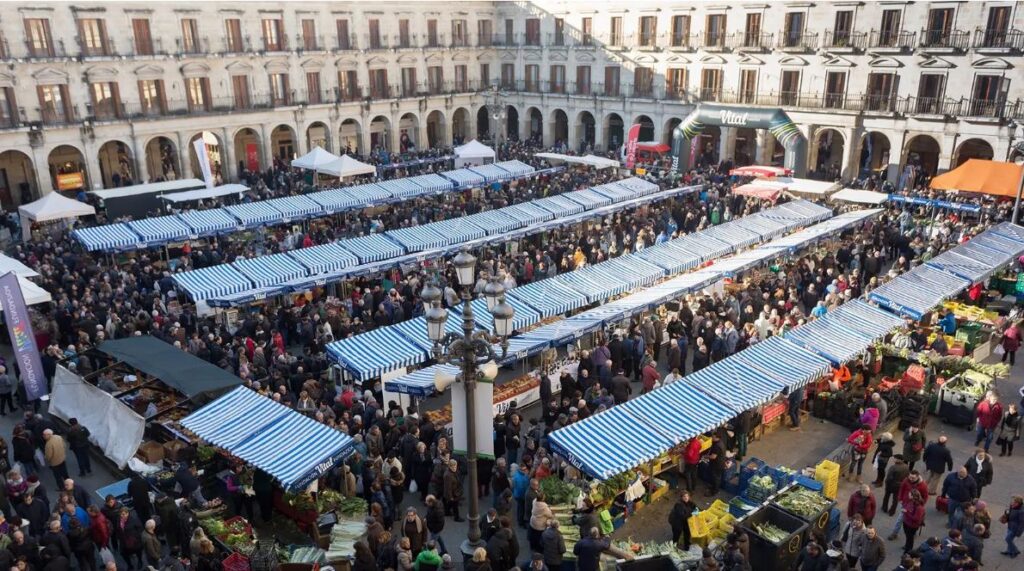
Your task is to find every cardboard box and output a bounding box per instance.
[163,440,190,463]
[138,441,165,464]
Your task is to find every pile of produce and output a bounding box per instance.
[283,491,316,512]
[874,342,1009,379]
[753,522,790,545]
[941,302,998,324]
[590,472,635,504]
[316,489,345,513]
[200,517,254,554]
[493,375,539,403]
[613,540,681,558]
[551,506,578,556]
[943,371,992,398]
[540,477,582,505]
[196,446,217,464]
[325,518,367,561]
[311,490,366,516]
[338,497,369,517]
[774,488,831,518]
[745,474,776,502]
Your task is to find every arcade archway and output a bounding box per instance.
[550,109,568,146]
[97,140,134,188]
[188,131,223,183]
[452,107,470,144]
[604,113,624,150]
[635,115,655,141]
[340,119,361,154]
[903,135,941,178]
[399,113,419,152]
[813,129,845,180]
[953,138,994,167]
[859,132,892,179]
[527,107,543,142]
[0,150,38,207]
[233,128,262,173]
[270,125,297,163]
[425,111,445,148]
[576,111,596,151]
[505,106,519,141]
[145,137,179,181]
[48,145,88,192]
[307,122,331,153]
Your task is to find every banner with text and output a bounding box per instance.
[0,272,46,400]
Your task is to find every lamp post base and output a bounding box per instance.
[460,538,486,568]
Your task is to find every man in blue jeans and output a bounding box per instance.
[788,385,805,431]
[941,467,978,529]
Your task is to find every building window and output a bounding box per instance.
[454,65,468,91]
[399,20,412,48]
[25,18,54,57]
[550,65,565,93]
[225,19,244,53]
[37,84,71,123]
[824,71,846,108]
[368,19,382,49]
[739,69,757,103]
[634,67,653,96]
[832,11,853,46]
[553,18,565,46]
[337,20,351,50]
[609,16,622,45]
[269,73,290,105]
[0,88,16,127]
[231,75,251,109]
[576,65,591,94]
[783,12,805,47]
[504,19,514,45]
[915,73,945,113]
[744,13,762,48]
[866,72,897,110]
[667,68,687,98]
[524,65,539,92]
[581,17,593,46]
[180,19,201,54]
[477,20,492,47]
[604,66,620,96]
[970,75,1006,116]
[427,66,443,94]
[369,69,389,98]
[639,16,657,47]
[427,20,439,47]
[262,19,285,51]
[185,77,211,111]
[878,10,901,47]
[501,63,515,89]
[338,70,358,100]
[89,81,120,119]
[306,72,321,104]
[982,6,1011,47]
[705,15,726,47]
[78,18,109,56]
[779,70,800,105]
[924,8,955,47]
[401,68,417,96]
[302,19,318,51]
[452,19,467,47]
[525,18,540,46]
[670,15,690,47]
[700,68,722,100]
[132,19,153,55]
[479,63,490,86]
[138,79,166,116]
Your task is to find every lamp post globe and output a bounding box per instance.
[483,276,505,311]
[452,249,477,287]
[424,303,448,342]
[490,295,515,338]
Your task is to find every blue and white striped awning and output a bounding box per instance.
[518,315,604,348]
[614,177,660,196]
[177,209,240,236]
[634,242,704,274]
[869,265,970,321]
[442,168,486,187]
[989,222,1024,245]
[700,223,762,250]
[786,315,879,365]
[553,268,625,302]
[407,174,454,194]
[338,234,405,263]
[926,250,995,283]
[453,297,540,333]
[534,195,585,217]
[502,202,554,225]
[969,233,1024,257]
[466,210,523,235]
[494,160,535,177]
[735,214,788,240]
[639,271,721,306]
[548,406,675,480]
[508,279,590,318]
[730,337,832,390]
[389,315,470,352]
[173,265,254,300]
[264,195,323,221]
[621,381,735,445]
[468,163,514,182]
[125,216,193,245]
[384,364,460,397]
[326,327,428,380]
[181,387,355,491]
[687,359,788,413]
[599,255,666,288]
[429,217,488,244]
[670,233,733,261]
[494,335,553,364]
[590,182,636,202]
[564,188,614,208]
[287,243,360,275]
[775,200,833,223]
[709,249,778,277]
[225,202,286,227]
[308,185,390,212]
[232,253,308,288]
[378,178,429,199]
[72,224,144,252]
[386,225,449,252]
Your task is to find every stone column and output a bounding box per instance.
[176,131,193,179]
[259,124,273,170]
[719,127,736,164]
[131,134,149,184]
[841,128,859,181]
[221,127,236,181]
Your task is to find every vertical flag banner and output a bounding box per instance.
[0,272,46,400]
[624,124,642,169]
[193,138,215,189]
[451,378,495,458]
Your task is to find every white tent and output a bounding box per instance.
[454,140,496,167]
[160,184,249,203]
[0,254,39,278]
[762,177,841,197]
[18,192,97,242]
[0,274,52,312]
[830,188,890,205]
[536,152,620,169]
[291,146,341,173]
[321,155,377,178]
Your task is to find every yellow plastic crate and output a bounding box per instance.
[718,520,734,534]
[700,511,719,526]
[822,482,839,500]
[710,499,730,514]
[689,516,709,537]
[698,435,712,452]
[815,460,840,478]
[710,527,728,540]
[719,513,736,527]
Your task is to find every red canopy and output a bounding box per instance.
[730,165,793,178]
[733,183,785,201]
[637,142,671,153]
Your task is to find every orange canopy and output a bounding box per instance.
[930,159,1023,197]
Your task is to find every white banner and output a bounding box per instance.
[193,138,215,190]
[49,366,146,468]
[451,380,495,459]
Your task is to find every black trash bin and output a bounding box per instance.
[736,504,809,571]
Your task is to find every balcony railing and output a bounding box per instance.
[424,33,445,48]
[778,31,818,50]
[664,32,696,49]
[336,34,358,51]
[546,32,568,47]
[868,29,916,49]
[296,34,325,52]
[823,30,867,49]
[222,36,252,54]
[730,31,774,50]
[365,34,389,50]
[132,38,167,57]
[25,39,67,59]
[176,36,209,56]
[962,98,1007,118]
[919,28,969,50]
[78,37,117,58]
[973,28,1024,50]
[87,100,125,120]
[523,33,542,47]
[38,105,80,126]
[702,32,728,50]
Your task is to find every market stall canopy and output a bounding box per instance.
[19,193,96,242]
[454,139,496,160]
[182,386,355,491]
[729,165,792,178]
[291,146,342,173]
[0,253,39,278]
[0,274,52,311]
[159,184,249,203]
[733,183,785,201]
[320,155,377,178]
[930,159,1024,197]
[830,188,889,205]
[97,337,241,402]
[535,153,620,169]
[384,364,461,397]
[768,177,841,197]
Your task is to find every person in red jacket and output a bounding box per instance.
[847,484,877,525]
[900,489,926,554]
[640,361,659,394]
[975,391,1004,452]
[681,437,703,493]
[888,471,929,540]
[847,424,875,482]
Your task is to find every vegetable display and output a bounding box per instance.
[874,342,1009,379]
[590,471,636,503]
[753,522,790,544]
[943,371,992,398]
[774,488,831,518]
[338,497,368,517]
[540,477,582,505]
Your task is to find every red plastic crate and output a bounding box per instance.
[222,552,249,571]
[216,516,253,541]
[903,365,926,385]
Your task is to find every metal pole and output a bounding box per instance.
[460,289,483,553]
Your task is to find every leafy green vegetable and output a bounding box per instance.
[754,522,789,544]
[775,488,831,518]
[540,477,581,505]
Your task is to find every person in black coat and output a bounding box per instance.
[668,490,696,550]
[127,473,153,521]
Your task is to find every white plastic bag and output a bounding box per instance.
[409,479,418,493]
